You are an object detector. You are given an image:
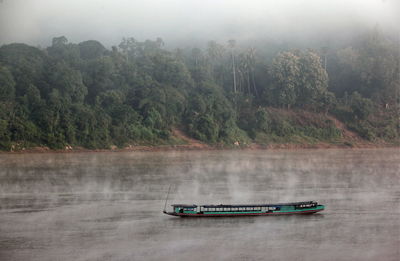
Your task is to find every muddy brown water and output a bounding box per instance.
[0,149,399,261]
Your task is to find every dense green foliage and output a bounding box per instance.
[0,28,398,150]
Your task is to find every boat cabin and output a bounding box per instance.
[172,204,197,214]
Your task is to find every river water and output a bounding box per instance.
[0,149,399,261]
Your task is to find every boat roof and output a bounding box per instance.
[171,204,197,208]
[172,201,316,208]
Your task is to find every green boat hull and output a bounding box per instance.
[164,204,325,217]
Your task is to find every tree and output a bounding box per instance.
[296,50,329,108]
[189,48,211,83]
[0,65,15,101]
[228,39,237,93]
[52,36,68,46]
[350,91,373,120]
[331,28,399,105]
[48,61,87,103]
[48,36,81,67]
[320,46,329,71]
[0,43,47,96]
[78,40,106,60]
[118,37,137,62]
[82,56,116,103]
[268,50,328,109]
[247,47,258,97]
[269,51,300,108]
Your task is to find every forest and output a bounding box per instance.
[0,28,399,150]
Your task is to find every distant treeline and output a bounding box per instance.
[0,28,399,150]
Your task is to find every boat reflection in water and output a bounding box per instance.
[163,201,325,217]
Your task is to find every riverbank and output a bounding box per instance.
[2,125,398,154]
[1,140,398,154]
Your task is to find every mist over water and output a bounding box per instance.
[0,149,399,260]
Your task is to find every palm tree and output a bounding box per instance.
[207,41,225,86]
[321,46,329,71]
[238,52,249,94]
[228,39,237,93]
[192,48,202,67]
[247,47,259,97]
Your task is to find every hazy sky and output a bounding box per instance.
[0,0,398,47]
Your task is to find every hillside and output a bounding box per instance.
[0,33,399,151]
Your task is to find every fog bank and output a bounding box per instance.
[0,0,398,47]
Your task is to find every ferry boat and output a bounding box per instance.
[163,201,324,217]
